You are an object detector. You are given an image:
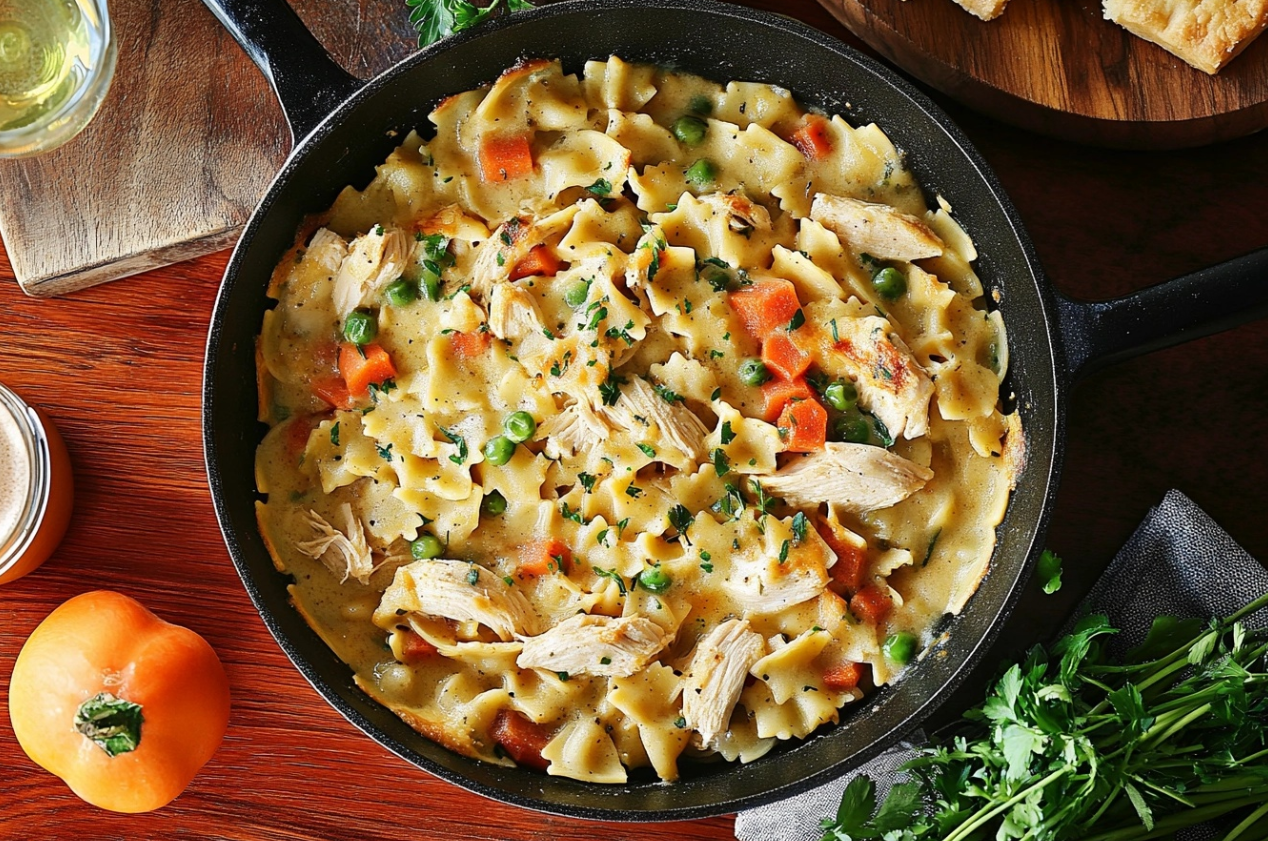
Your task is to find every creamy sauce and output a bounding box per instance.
[0,399,31,548]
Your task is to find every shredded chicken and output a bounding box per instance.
[699,192,773,234]
[469,216,532,301]
[810,194,944,262]
[538,398,613,459]
[487,283,547,343]
[332,225,411,318]
[516,614,673,678]
[599,376,709,466]
[295,504,376,585]
[374,559,541,640]
[831,316,934,439]
[682,619,766,747]
[305,228,349,276]
[757,443,933,514]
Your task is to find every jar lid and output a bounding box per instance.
[0,383,51,574]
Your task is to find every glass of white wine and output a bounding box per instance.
[0,0,115,158]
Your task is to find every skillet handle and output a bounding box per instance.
[1057,245,1268,380]
[200,0,362,144]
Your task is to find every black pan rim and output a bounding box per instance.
[203,0,1066,821]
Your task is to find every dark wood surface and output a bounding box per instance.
[2,0,1268,837]
[818,0,1268,149]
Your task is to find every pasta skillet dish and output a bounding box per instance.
[254,56,1022,783]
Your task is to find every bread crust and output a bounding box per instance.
[1103,0,1268,73]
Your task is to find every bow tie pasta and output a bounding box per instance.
[254,56,1022,784]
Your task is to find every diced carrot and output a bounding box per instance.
[817,520,869,596]
[491,710,553,771]
[728,279,802,341]
[518,538,572,578]
[399,629,439,663]
[509,244,562,280]
[312,377,353,410]
[450,330,491,358]
[822,662,865,692]
[790,114,833,161]
[777,396,828,452]
[760,376,815,423]
[479,134,534,182]
[761,332,812,380]
[850,584,893,625]
[338,342,397,400]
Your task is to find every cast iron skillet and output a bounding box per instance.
[200,0,1268,821]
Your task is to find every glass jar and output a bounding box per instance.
[0,0,117,158]
[0,381,72,584]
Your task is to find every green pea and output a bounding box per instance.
[420,265,442,302]
[410,534,444,560]
[884,631,919,666]
[685,159,717,187]
[688,94,713,116]
[504,411,536,444]
[833,411,871,444]
[672,115,707,146]
[823,380,858,412]
[483,435,515,466]
[343,310,377,345]
[738,357,771,386]
[564,278,591,308]
[482,490,507,517]
[638,565,672,594]
[384,279,418,307]
[872,266,907,300]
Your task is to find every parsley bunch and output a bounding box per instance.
[823,590,1268,841]
[406,0,534,47]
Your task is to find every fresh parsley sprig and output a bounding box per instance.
[822,589,1268,841]
[406,0,534,48]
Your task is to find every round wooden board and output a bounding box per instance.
[817,0,1268,149]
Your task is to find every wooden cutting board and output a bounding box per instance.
[816,0,1268,149]
[0,0,419,298]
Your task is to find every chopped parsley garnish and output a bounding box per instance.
[637,443,656,458]
[673,716,686,729]
[578,472,597,493]
[605,319,635,345]
[700,560,714,573]
[710,387,722,401]
[591,565,627,595]
[778,539,790,564]
[668,504,694,537]
[330,422,340,447]
[465,568,479,585]
[713,447,731,477]
[596,528,609,546]
[584,302,609,331]
[787,308,806,332]
[830,318,840,342]
[616,517,630,538]
[711,483,745,519]
[556,671,570,682]
[600,656,612,665]
[652,383,684,404]
[720,420,736,445]
[791,511,809,544]
[560,501,585,524]
[439,426,468,464]
[376,442,394,461]
[625,484,644,498]
[586,178,612,196]
[599,373,626,406]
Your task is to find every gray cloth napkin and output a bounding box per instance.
[735,490,1268,841]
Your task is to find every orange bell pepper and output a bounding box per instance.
[8,591,230,813]
[509,244,562,280]
[822,662,865,692]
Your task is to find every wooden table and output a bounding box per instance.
[2,1,1267,838]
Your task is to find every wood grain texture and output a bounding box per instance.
[818,0,1268,148]
[1,1,1268,838]
[0,0,420,298]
